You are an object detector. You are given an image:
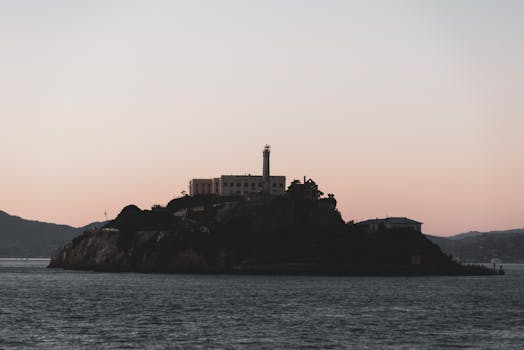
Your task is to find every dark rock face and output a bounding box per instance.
[49,195,498,275]
[50,230,130,271]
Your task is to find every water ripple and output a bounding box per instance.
[0,261,523,349]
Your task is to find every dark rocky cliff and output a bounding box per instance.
[49,195,497,275]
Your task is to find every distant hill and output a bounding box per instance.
[0,210,106,258]
[427,229,524,263]
[447,229,524,240]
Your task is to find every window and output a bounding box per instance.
[258,183,263,187]
[223,183,228,187]
[237,183,241,187]
[279,183,283,188]
[230,182,234,187]
[272,183,276,188]
[244,183,249,187]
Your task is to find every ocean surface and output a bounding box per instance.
[0,260,523,349]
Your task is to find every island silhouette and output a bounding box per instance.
[48,181,499,276]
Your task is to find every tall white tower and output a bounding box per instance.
[263,145,270,192]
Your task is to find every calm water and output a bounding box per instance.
[0,260,523,349]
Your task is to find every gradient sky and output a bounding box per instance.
[1,0,523,235]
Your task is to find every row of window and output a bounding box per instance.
[194,184,211,190]
[222,182,284,188]
[193,182,284,195]
[192,188,286,194]
[227,189,284,195]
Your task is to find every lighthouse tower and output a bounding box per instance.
[263,145,271,193]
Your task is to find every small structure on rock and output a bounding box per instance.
[357,217,423,233]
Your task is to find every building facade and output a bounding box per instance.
[188,145,286,197]
[219,175,286,196]
[189,178,220,196]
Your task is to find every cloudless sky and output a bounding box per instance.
[1,0,523,235]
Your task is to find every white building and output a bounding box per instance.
[188,178,220,196]
[189,145,286,196]
[219,175,286,196]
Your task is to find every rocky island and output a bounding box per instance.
[49,179,498,276]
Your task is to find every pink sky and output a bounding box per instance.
[1,1,523,236]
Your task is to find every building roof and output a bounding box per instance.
[220,175,285,178]
[358,217,423,225]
